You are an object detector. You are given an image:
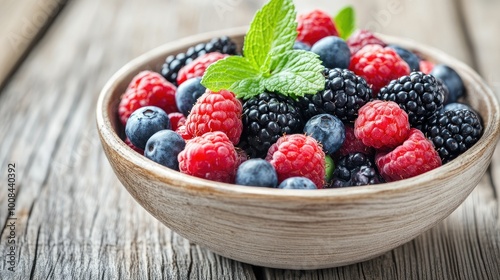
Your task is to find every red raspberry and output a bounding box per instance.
[124,137,144,154]
[346,29,386,55]
[177,52,229,85]
[185,90,243,145]
[168,112,186,131]
[354,100,410,150]
[376,128,442,182]
[349,44,410,95]
[266,134,326,188]
[297,10,339,46]
[119,71,178,125]
[178,131,238,183]
[337,125,374,157]
[419,60,435,74]
[175,125,192,141]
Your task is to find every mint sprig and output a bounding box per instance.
[334,6,356,40]
[202,0,325,99]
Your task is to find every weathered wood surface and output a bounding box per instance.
[0,0,499,279]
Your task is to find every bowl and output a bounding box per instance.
[96,27,500,270]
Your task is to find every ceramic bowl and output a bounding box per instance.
[96,27,500,270]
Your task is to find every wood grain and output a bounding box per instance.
[1,0,500,278]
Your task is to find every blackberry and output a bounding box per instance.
[329,152,384,188]
[160,36,237,85]
[240,92,303,158]
[424,109,483,163]
[298,68,372,123]
[378,72,445,128]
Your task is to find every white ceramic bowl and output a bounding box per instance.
[96,27,500,269]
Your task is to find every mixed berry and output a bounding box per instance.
[119,0,483,190]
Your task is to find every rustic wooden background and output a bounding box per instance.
[0,0,499,279]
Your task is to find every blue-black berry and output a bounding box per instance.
[278,177,317,190]
[298,68,372,123]
[430,64,465,104]
[293,41,311,51]
[311,36,351,69]
[424,109,483,163]
[330,153,384,188]
[145,130,185,170]
[303,114,345,155]
[388,45,420,72]
[235,159,278,188]
[378,72,445,128]
[176,77,206,116]
[125,106,171,150]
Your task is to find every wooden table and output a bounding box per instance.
[1,0,499,279]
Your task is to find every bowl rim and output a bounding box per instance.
[96,26,500,202]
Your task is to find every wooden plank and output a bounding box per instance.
[0,0,264,278]
[0,0,67,90]
[0,0,498,279]
[457,0,500,95]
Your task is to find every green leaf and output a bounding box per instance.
[201,56,264,99]
[244,0,297,71]
[334,6,356,40]
[264,50,325,98]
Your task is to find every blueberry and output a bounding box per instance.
[278,177,317,190]
[293,41,311,51]
[303,114,345,154]
[176,77,206,116]
[388,45,420,72]
[311,36,350,69]
[235,159,278,188]
[125,106,170,150]
[144,130,185,170]
[430,64,465,104]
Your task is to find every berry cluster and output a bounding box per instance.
[118,5,483,190]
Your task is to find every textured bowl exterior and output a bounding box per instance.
[96,27,500,269]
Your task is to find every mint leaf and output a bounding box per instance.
[244,0,297,70]
[264,50,325,98]
[201,0,325,100]
[334,6,356,40]
[201,56,264,99]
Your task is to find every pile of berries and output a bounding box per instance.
[119,7,482,190]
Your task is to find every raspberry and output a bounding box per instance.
[177,52,229,85]
[349,44,410,95]
[175,125,192,141]
[297,10,339,46]
[178,132,238,183]
[346,30,386,55]
[354,100,410,150]
[119,71,177,126]
[419,60,435,74]
[185,90,243,145]
[337,125,374,157]
[125,137,144,154]
[265,134,326,188]
[376,129,442,182]
[168,112,186,131]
